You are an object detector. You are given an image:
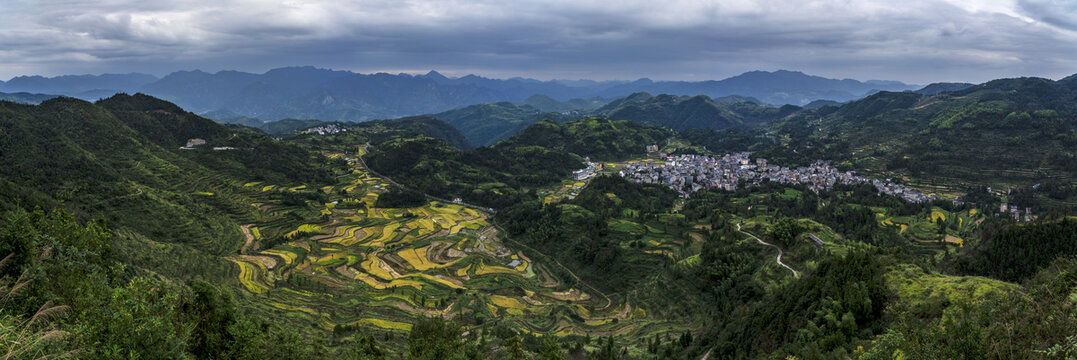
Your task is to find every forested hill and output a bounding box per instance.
[594,92,800,131]
[0,93,336,247]
[364,117,672,208]
[357,115,474,149]
[748,75,1077,199]
[493,117,673,161]
[432,102,576,147]
[0,91,58,104]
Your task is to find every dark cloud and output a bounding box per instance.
[0,0,1074,83]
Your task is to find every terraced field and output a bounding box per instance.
[227,154,658,338]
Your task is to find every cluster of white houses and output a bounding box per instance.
[572,157,604,181]
[304,124,347,135]
[619,152,937,202]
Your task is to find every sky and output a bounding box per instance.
[1,0,1076,84]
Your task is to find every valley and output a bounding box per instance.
[1,78,1076,359]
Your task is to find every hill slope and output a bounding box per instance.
[595,92,800,131]
[754,75,1077,198]
[432,102,576,146]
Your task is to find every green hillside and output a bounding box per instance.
[496,117,673,161]
[433,102,575,146]
[595,92,799,131]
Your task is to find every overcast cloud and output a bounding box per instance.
[0,0,1075,83]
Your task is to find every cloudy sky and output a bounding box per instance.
[1,0,1075,84]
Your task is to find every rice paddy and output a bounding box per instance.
[226,153,648,339]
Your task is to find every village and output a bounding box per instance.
[616,152,938,203]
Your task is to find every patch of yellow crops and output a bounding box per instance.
[229,258,267,294]
[398,248,433,270]
[449,223,467,234]
[347,318,412,331]
[262,185,276,192]
[475,260,517,276]
[456,264,472,277]
[490,295,527,310]
[314,253,347,265]
[575,305,592,318]
[260,250,297,266]
[969,209,978,216]
[486,303,499,316]
[555,328,575,336]
[288,185,307,191]
[417,219,437,232]
[931,210,947,222]
[285,224,323,239]
[373,223,401,244]
[193,191,214,196]
[361,256,395,281]
[514,260,529,272]
[244,181,262,187]
[250,227,262,240]
[899,224,908,234]
[331,226,371,247]
[363,194,379,209]
[353,273,423,290]
[401,273,465,289]
[270,302,317,315]
[585,319,612,326]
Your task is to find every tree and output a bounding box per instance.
[772,217,803,249]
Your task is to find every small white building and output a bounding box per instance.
[185,138,207,148]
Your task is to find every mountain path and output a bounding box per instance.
[737,223,799,278]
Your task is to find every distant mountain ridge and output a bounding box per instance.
[0,73,158,99]
[0,91,58,104]
[0,67,918,122]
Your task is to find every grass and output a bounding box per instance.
[885,263,1019,305]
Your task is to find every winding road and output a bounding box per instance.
[701,224,802,360]
[737,223,799,278]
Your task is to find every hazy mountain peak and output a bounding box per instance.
[421,70,450,82]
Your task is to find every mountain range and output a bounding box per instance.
[0,67,918,122]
